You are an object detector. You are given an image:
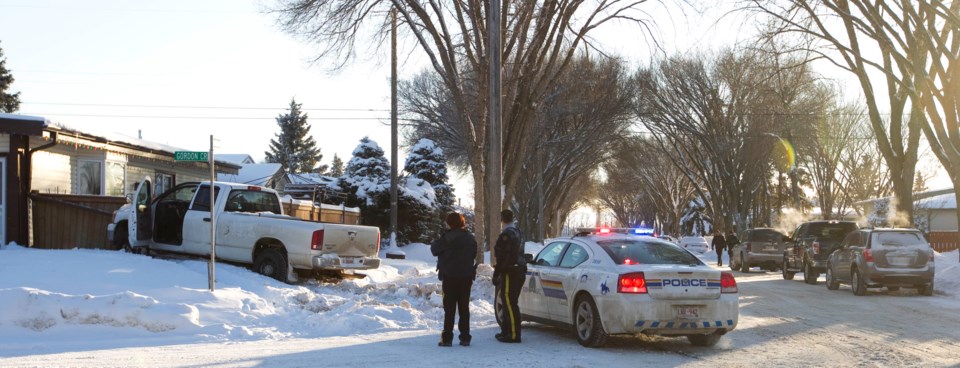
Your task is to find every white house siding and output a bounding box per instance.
[927,209,958,231]
[0,133,8,152]
[125,157,216,194]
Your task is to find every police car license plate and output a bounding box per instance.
[675,306,700,319]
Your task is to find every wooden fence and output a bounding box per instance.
[927,231,959,253]
[281,200,360,225]
[30,193,127,250]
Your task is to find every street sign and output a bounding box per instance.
[174,151,208,162]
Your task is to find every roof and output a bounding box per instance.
[855,188,955,206]
[916,192,957,210]
[286,173,338,186]
[0,113,48,135]
[217,154,256,165]
[218,163,284,186]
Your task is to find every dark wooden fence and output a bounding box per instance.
[280,199,360,225]
[927,231,959,253]
[30,193,126,249]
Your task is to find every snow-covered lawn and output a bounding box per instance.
[0,242,957,367]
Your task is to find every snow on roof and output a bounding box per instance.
[286,173,338,186]
[916,192,957,210]
[44,121,239,168]
[218,163,283,186]
[217,154,256,165]
[0,112,48,122]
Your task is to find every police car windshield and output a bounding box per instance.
[597,239,703,265]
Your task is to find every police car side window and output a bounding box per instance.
[535,242,567,267]
[558,244,589,268]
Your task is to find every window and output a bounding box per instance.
[155,172,175,195]
[190,186,221,212]
[534,242,568,267]
[598,239,703,265]
[78,160,102,195]
[558,244,589,268]
[224,190,281,214]
[105,161,125,196]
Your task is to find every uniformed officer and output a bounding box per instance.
[493,209,525,343]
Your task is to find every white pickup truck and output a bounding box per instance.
[106,178,381,282]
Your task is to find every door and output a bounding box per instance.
[547,242,592,324]
[182,184,221,255]
[0,158,5,244]
[128,177,152,248]
[522,241,568,319]
[834,232,858,283]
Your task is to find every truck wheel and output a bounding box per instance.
[687,331,723,347]
[115,225,129,252]
[851,269,866,296]
[803,261,819,285]
[739,254,750,273]
[574,296,608,348]
[254,248,288,282]
[825,265,839,290]
[782,259,795,280]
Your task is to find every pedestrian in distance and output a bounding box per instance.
[431,212,478,347]
[711,230,726,267]
[493,209,526,343]
[726,230,739,262]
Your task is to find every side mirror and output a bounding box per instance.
[125,193,134,204]
[523,253,534,263]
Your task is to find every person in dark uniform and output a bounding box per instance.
[711,230,726,267]
[726,230,740,262]
[493,209,525,343]
[431,212,478,347]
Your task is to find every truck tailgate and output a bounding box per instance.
[320,224,380,257]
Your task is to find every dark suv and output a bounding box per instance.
[825,228,935,296]
[782,221,860,284]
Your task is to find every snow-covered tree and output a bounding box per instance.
[0,42,20,113]
[264,98,324,173]
[403,138,455,214]
[340,137,438,245]
[327,154,345,177]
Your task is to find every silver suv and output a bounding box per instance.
[730,228,788,273]
[825,228,935,296]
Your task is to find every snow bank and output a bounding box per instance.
[935,250,959,296]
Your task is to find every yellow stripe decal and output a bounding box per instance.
[506,273,517,339]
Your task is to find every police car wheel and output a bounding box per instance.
[494,288,505,326]
[574,296,608,348]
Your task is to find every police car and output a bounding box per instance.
[500,229,739,347]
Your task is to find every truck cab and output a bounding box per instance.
[782,221,859,284]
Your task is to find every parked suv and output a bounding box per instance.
[730,228,789,273]
[783,220,860,284]
[825,228,935,296]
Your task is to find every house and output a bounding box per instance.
[284,172,343,203]
[855,188,959,252]
[217,154,256,165]
[0,114,240,247]
[218,163,288,190]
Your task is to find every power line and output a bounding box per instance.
[23,113,399,120]
[23,102,390,112]
[0,4,253,14]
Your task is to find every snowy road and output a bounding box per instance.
[6,268,960,367]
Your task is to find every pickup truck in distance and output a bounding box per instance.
[782,220,859,284]
[107,178,381,282]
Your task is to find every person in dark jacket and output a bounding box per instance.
[726,230,739,261]
[493,209,525,343]
[711,231,726,266]
[431,212,478,347]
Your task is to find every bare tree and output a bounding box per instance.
[275,0,665,259]
[634,50,803,234]
[802,97,863,219]
[747,0,950,225]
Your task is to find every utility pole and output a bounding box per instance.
[390,7,399,248]
[486,0,502,265]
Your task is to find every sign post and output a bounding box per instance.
[174,145,216,291]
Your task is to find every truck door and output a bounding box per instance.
[182,184,221,255]
[127,177,152,250]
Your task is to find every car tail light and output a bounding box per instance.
[863,248,874,263]
[618,272,647,294]
[721,272,738,294]
[311,229,324,250]
[812,241,821,255]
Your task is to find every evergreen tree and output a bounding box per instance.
[264,98,323,173]
[328,154,345,177]
[404,138,455,214]
[0,42,21,113]
[339,137,390,207]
